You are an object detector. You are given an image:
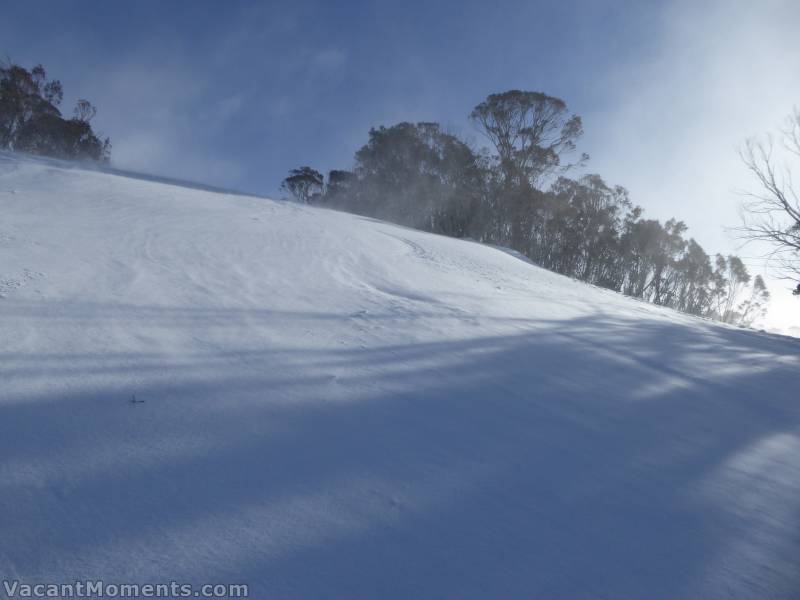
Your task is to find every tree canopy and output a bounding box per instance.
[0,61,109,162]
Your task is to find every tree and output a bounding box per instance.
[736,275,770,327]
[0,63,57,148]
[710,255,750,323]
[545,175,630,286]
[325,169,357,201]
[738,109,800,285]
[350,122,485,235]
[469,90,587,189]
[0,61,109,162]
[703,255,770,325]
[73,99,97,123]
[280,166,323,203]
[672,239,714,316]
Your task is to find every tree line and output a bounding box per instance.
[0,61,110,162]
[282,90,770,327]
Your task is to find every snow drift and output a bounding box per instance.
[1,152,799,599]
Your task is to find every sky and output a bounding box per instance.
[2,0,799,332]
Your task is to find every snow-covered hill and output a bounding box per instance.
[1,152,799,599]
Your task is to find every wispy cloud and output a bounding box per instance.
[83,59,247,185]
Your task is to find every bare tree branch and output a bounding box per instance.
[736,117,800,284]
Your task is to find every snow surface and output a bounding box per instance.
[1,152,799,599]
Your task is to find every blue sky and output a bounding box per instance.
[2,0,800,329]
[1,0,657,193]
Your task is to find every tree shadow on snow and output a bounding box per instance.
[0,299,799,599]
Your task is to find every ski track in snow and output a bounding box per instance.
[0,152,799,599]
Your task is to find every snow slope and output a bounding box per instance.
[1,152,799,599]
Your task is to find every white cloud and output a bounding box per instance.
[583,0,800,331]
